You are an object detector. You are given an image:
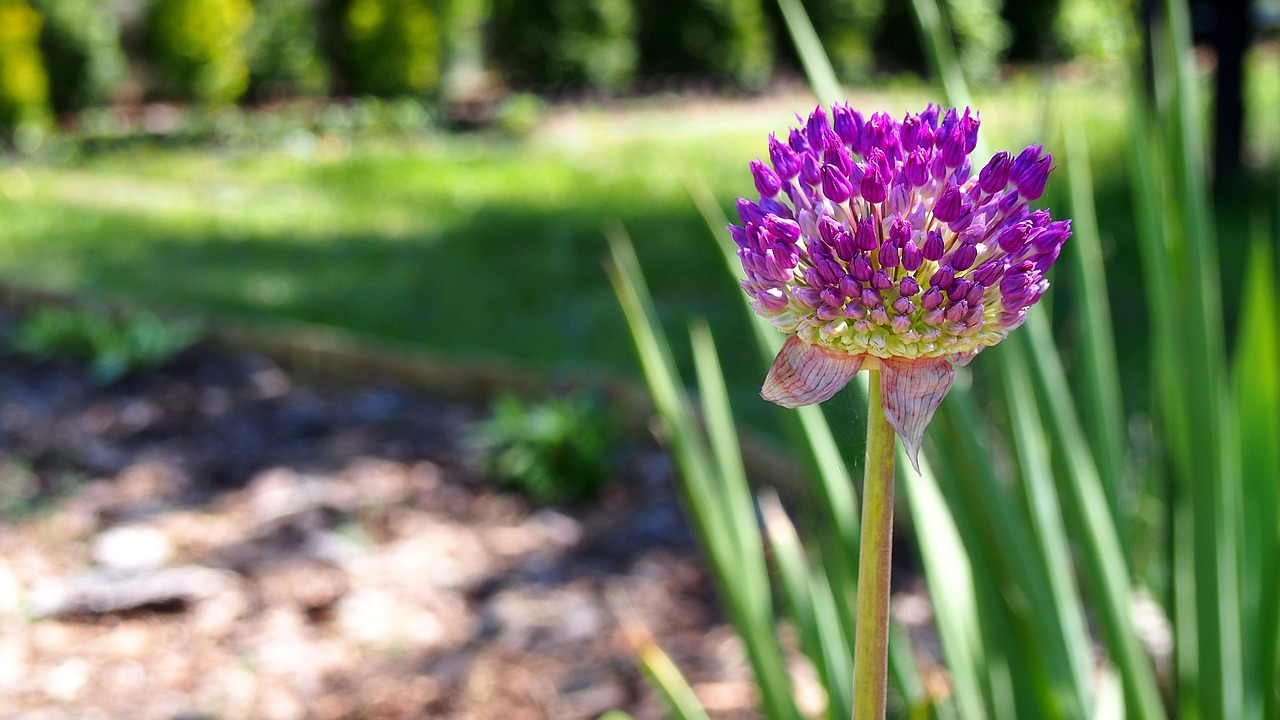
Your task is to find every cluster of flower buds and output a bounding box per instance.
[732,104,1070,468]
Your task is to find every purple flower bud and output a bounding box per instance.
[769,134,801,179]
[1017,153,1053,200]
[793,287,823,307]
[845,302,867,319]
[879,241,899,268]
[892,314,912,333]
[764,216,801,244]
[821,164,853,203]
[737,197,765,226]
[921,104,940,129]
[807,106,837,150]
[839,275,860,298]
[872,271,893,290]
[930,265,956,291]
[901,240,923,271]
[789,128,810,154]
[851,253,873,281]
[1012,144,1043,179]
[922,230,945,261]
[861,163,887,203]
[966,282,986,305]
[978,151,1011,194]
[825,145,854,177]
[817,216,841,245]
[864,113,890,153]
[899,276,920,296]
[921,286,944,309]
[820,288,842,307]
[800,154,821,186]
[973,260,1006,286]
[889,216,912,245]
[905,148,930,186]
[870,306,890,325]
[946,300,969,323]
[997,221,1032,253]
[755,290,790,312]
[728,224,749,248]
[861,287,882,308]
[833,103,865,150]
[933,186,962,222]
[1032,245,1062,272]
[960,108,980,153]
[948,207,976,234]
[923,307,945,326]
[1033,219,1071,252]
[892,296,914,314]
[950,243,977,271]
[816,304,841,321]
[940,126,966,167]
[854,218,878,251]
[1000,263,1034,299]
[929,153,948,182]
[750,159,783,197]
[900,113,921,150]
[950,278,971,300]
[760,197,792,219]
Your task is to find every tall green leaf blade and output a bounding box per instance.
[1062,117,1129,535]
[1233,237,1280,720]
[773,0,842,105]
[606,228,804,720]
[1020,317,1168,720]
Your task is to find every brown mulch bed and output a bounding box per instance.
[0,311,763,720]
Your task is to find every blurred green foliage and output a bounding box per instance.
[467,393,611,505]
[805,0,882,79]
[245,0,328,100]
[636,0,773,90]
[340,0,442,96]
[30,0,125,114]
[11,306,201,383]
[488,0,637,91]
[146,0,255,105]
[0,0,50,132]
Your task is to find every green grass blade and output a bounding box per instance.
[1233,236,1280,720]
[606,226,803,720]
[760,491,854,720]
[773,0,843,105]
[905,0,973,110]
[1156,1,1244,714]
[1020,317,1168,720]
[895,448,991,720]
[618,606,714,720]
[1062,117,1129,534]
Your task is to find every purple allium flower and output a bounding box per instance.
[733,104,1070,469]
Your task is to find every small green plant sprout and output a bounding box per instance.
[10,306,201,383]
[466,392,611,505]
[733,103,1067,719]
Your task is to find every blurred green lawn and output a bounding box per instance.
[0,51,1274,398]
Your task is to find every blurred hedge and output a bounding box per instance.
[0,0,1159,136]
[0,0,50,132]
[487,0,637,92]
[31,0,125,113]
[146,0,255,105]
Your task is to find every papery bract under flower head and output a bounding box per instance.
[734,103,1070,469]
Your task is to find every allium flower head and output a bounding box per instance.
[734,103,1069,469]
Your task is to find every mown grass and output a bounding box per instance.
[0,51,1273,404]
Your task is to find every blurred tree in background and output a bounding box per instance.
[30,0,126,113]
[146,0,254,105]
[635,0,773,90]
[487,0,637,92]
[244,0,328,101]
[0,0,50,132]
[339,0,441,96]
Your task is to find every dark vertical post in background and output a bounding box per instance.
[1212,0,1251,192]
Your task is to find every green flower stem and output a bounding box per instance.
[853,369,895,720]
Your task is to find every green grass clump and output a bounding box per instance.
[10,306,200,382]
